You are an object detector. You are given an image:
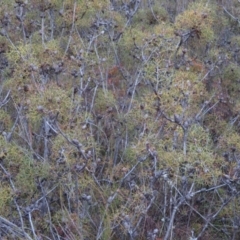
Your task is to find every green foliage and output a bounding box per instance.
[188,125,213,149]
[1,1,240,239]
[222,63,240,98]
[123,146,137,165]
[0,184,12,215]
[0,109,12,132]
[174,1,217,57]
[175,2,215,43]
[132,6,169,26]
[0,0,15,8]
[15,158,50,196]
[6,42,35,65]
[218,129,240,152]
[231,35,240,47]
[27,84,72,123]
[160,70,206,116]
[94,89,116,113]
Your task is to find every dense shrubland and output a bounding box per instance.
[1,0,240,239]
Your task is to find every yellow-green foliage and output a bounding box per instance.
[123,147,137,164]
[6,42,37,65]
[158,149,183,169]
[0,184,12,215]
[37,40,63,62]
[175,2,215,44]
[160,70,206,116]
[94,89,116,113]
[0,136,50,197]
[0,109,12,131]
[1,0,240,239]
[110,11,125,32]
[0,0,15,8]
[187,151,223,185]
[27,84,72,123]
[6,40,62,69]
[231,35,240,47]
[16,158,50,196]
[54,0,110,29]
[0,139,24,169]
[218,129,240,152]
[222,63,240,98]
[223,63,240,82]
[51,126,96,165]
[153,22,175,38]
[5,41,62,97]
[123,103,145,138]
[0,35,8,51]
[51,134,66,159]
[188,125,213,149]
[102,214,112,240]
[118,27,152,67]
[132,6,169,26]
